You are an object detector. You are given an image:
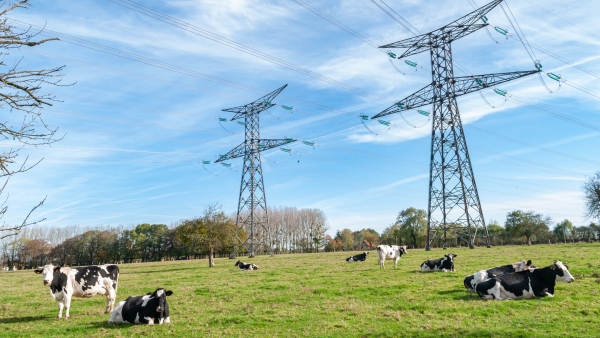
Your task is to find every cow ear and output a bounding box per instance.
[34,268,43,274]
[53,266,61,273]
[526,260,532,265]
[453,254,457,257]
[146,292,153,295]
[165,290,173,296]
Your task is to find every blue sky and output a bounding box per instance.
[3,0,599,235]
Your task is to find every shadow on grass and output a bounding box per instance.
[0,316,54,324]
[436,289,481,301]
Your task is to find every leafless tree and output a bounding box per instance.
[0,0,65,239]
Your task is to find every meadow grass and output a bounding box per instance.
[1,243,599,337]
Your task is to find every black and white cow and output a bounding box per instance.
[34,264,119,318]
[421,254,457,272]
[474,260,574,300]
[464,260,533,292]
[346,252,369,262]
[235,260,259,270]
[108,288,172,325]
[376,245,408,269]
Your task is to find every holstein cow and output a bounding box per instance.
[108,288,172,325]
[474,260,574,300]
[34,264,119,319]
[346,252,368,263]
[464,260,533,292]
[376,245,408,269]
[421,254,457,272]
[235,260,259,271]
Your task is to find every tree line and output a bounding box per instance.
[323,207,600,251]
[0,204,330,269]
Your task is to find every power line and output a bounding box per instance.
[106,0,390,102]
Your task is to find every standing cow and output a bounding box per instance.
[376,245,408,269]
[34,264,119,318]
[421,254,457,272]
[109,288,172,325]
[464,260,533,292]
[474,260,574,300]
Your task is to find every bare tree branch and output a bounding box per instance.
[0,1,64,239]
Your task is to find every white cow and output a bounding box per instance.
[2,267,7,272]
[34,264,119,319]
[376,245,408,269]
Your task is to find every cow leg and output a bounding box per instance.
[64,294,72,319]
[106,287,116,313]
[393,257,399,268]
[57,301,64,319]
[379,261,384,269]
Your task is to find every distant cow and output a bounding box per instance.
[346,252,369,262]
[235,260,259,270]
[109,288,172,325]
[34,264,119,319]
[464,260,533,292]
[2,267,7,272]
[376,245,408,269]
[474,260,574,300]
[421,254,457,272]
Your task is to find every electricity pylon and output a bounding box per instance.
[216,84,295,257]
[372,0,539,250]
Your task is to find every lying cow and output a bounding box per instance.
[235,260,259,270]
[346,252,368,262]
[34,264,119,318]
[109,288,172,325]
[376,245,408,269]
[421,254,457,272]
[464,260,533,292]
[474,260,574,300]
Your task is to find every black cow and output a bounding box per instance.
[34,264,119,318]
[346,252,369,262]
[108,288,173,324]
[464,260,533,292]
[421,254,457,272]
[474,260,574,300]
[235,260,259,270]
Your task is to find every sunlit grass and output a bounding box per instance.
[1,243,599,337]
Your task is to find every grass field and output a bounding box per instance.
[1,243,599,337]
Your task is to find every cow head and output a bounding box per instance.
[34,265,60,286]
[363,252,369,256]
[552,260,574,283]
[150,288,173,313]
[515,260,533,272]
[444,253,456,260]
[234,260,242,267]
[400,246,408,255]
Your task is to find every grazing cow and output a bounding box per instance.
[108,288,172,325]
[2,267,7,272]
[235,260,259,270]
[34,264,119,319]
[376,245,408,269]
[474,260,574,300]
[346,252,369,263]
[421,254,457,272]
[464,260,533,292]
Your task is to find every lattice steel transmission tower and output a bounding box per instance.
[216,84,295,257]
[372,0,539,250]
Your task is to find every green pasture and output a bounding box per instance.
[1,243,599,337]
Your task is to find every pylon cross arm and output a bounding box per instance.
[222,84,288,120]
[372,69,539,119]
[379,0,503,58]
[215,138,296,162]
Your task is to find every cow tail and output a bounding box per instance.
[114,265,120,293]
